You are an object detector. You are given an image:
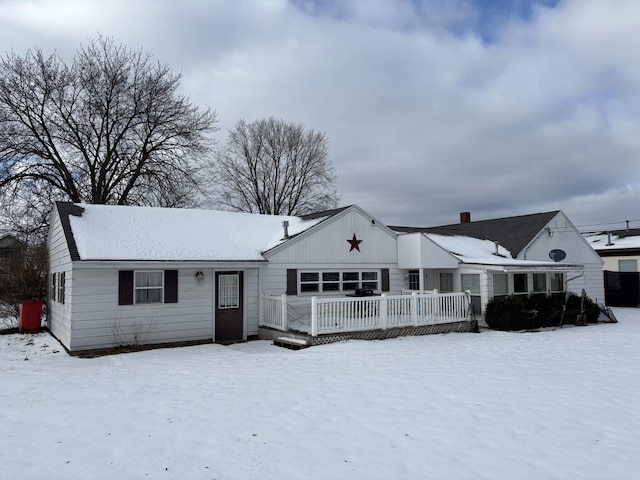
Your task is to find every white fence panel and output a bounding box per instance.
[261,292,470,336]
[315,297,381,335]
[260,294,287,331]
[387,295,414,328]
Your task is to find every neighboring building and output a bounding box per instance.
[48,203,604,353]
[583,229,640,272]
[584,228,640,307]
[0,233,26,276]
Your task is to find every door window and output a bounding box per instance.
[218,274,239,308]
[461,274,481,314]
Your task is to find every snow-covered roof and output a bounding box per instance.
[425,233,581,269]
[392,211,560,257]
[63,203,324,261]
[584,232,640,252]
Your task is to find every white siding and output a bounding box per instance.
[64,266,262,352]
[260,209,404,317]
[47,209,73,349]
[267,209,397,265]
[261,264,288,296]
[518,212,605,302]
[245,268,260,336]
[397,233,459,269]
[258,209,406,331]
[567,263,606,306]
[69,268,214,351]
[388,268,407,293]
[397,234,422,268]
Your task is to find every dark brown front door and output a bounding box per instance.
[215,271,244,343]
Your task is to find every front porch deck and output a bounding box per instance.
[259,291,476,347]
[260,320,477,347]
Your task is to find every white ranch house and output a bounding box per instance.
[47,203,604,352]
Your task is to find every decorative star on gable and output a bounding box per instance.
[347,233,362,252]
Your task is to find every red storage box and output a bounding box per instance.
[19,301,43,334]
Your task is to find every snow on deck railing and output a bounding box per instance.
[261,291,470,336]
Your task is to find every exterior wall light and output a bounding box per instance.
[195,271,204,285]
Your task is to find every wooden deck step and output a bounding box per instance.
[273,337,311,350]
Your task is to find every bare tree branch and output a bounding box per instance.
[213,117,339,215]
[0,36,218,218]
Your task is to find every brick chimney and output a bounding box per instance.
[460,212,471,223]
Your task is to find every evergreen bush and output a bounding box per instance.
[485,292,600,331]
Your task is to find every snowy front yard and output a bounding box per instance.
[1,309,639,480]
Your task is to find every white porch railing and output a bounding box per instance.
[261,294,288,331]
[261,291,470,336]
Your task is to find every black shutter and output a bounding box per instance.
[60,272,65,305]
[286,269,298,295]
[381,268,390,292]
[118,270,134,305]
[164,270,178,303]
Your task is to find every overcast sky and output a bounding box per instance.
[2,0,639,231]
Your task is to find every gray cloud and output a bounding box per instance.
[2,0,639,231]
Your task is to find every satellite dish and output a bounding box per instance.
[549,249,566,262]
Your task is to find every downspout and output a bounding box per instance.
[258,266,263,328]
[567,271,584,283]
[566,270,585,301]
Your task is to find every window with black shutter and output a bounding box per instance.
[119,269,178,305]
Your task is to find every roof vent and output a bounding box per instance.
[282,220,290,240]
[460,212,471,223]
[492,240,506,258]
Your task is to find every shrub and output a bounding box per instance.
[0,243,48,332]
[0,243,48,306]
[484,295,528,330]
[485,292,600,331]
[0,303,18,331]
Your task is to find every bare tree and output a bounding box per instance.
[0,242,48,326]
[0,180,59,243]
[0,36,218,214]
[213,117,339,215]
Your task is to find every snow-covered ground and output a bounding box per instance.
[1,309,639,480]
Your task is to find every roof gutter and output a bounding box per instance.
[499,264,584,273]
[71,259,269,270]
